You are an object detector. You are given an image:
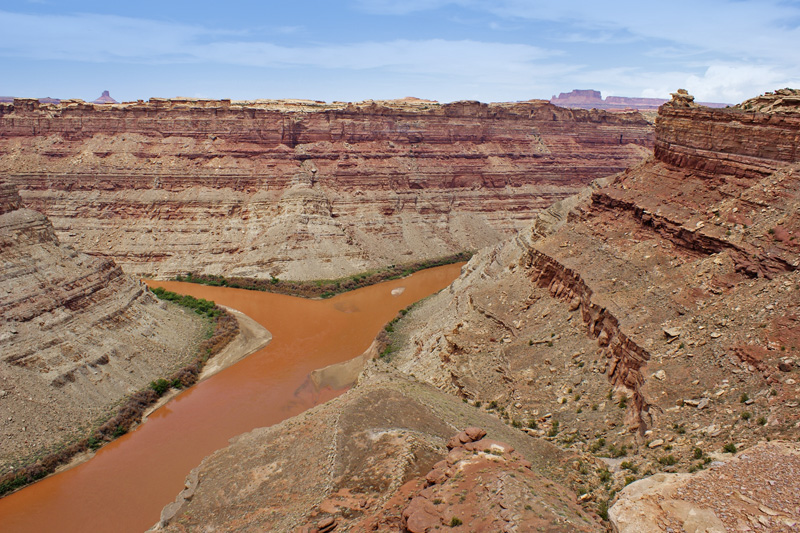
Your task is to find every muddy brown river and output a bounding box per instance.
[0,263,463,532]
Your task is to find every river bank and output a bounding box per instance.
[0,264,463,533]
[173,251,472,298]
[0,297,241,498]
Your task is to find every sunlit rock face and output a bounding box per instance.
[0,97,653,280]
[0,181,204,469]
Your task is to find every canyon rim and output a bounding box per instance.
[1,88,799,533]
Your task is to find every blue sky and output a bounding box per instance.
[1,0,799,103]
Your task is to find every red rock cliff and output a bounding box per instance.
[0,98,654,280]
[388,89,799,493]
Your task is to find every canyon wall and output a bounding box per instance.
[382,90,799,516]
[151,90,799,529]
[0,182,206,470]
[0,98,653,280]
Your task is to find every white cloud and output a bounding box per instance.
[0,10,558,82]
[1,5,797,103]
[684,64,800,103]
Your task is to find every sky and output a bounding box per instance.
[1,0,799,104]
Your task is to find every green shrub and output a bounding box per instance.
[658,455,677,466]
[598,500,609,520]
[723,443,737,453]
[150,287,221,318]
[740,392,749,403]
[450,517,463,527]
[149,378,170,396]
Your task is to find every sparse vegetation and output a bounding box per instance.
[0,289,239,497]
[598,500,609,521]
[173,252,473,298]
[150,287,222,318]
[740,392,750,403]
[723,443,737,453]
[658,455,677,466]
[589,438,606,453]
[608,444,627,458]
[450,517,463,527]
[149,378,170,396]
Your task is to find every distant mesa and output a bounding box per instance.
[93,90,118,104]
[551,89,728,111]
[0,96,60,104]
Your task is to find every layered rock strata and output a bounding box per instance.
[0,98,653,280]
[0,182,205,469]
[151,90,799,529]
[384,90,799,511]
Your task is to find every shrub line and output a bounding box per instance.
[173,251,473,299]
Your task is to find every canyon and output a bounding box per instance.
[0,97,653,281]
[1,88,798,532]
[150,90,800,531]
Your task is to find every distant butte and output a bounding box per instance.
[551,89,728,110]
[92,90,118,104]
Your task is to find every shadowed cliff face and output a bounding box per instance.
[0,182,205,471]
[0,98,653,280]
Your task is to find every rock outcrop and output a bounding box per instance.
[383,90,799,515]
[0,182,205,470]
[0,97,653,280]
[92,90,118,104]
[610,441,800,532]
[152,373,601,532]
